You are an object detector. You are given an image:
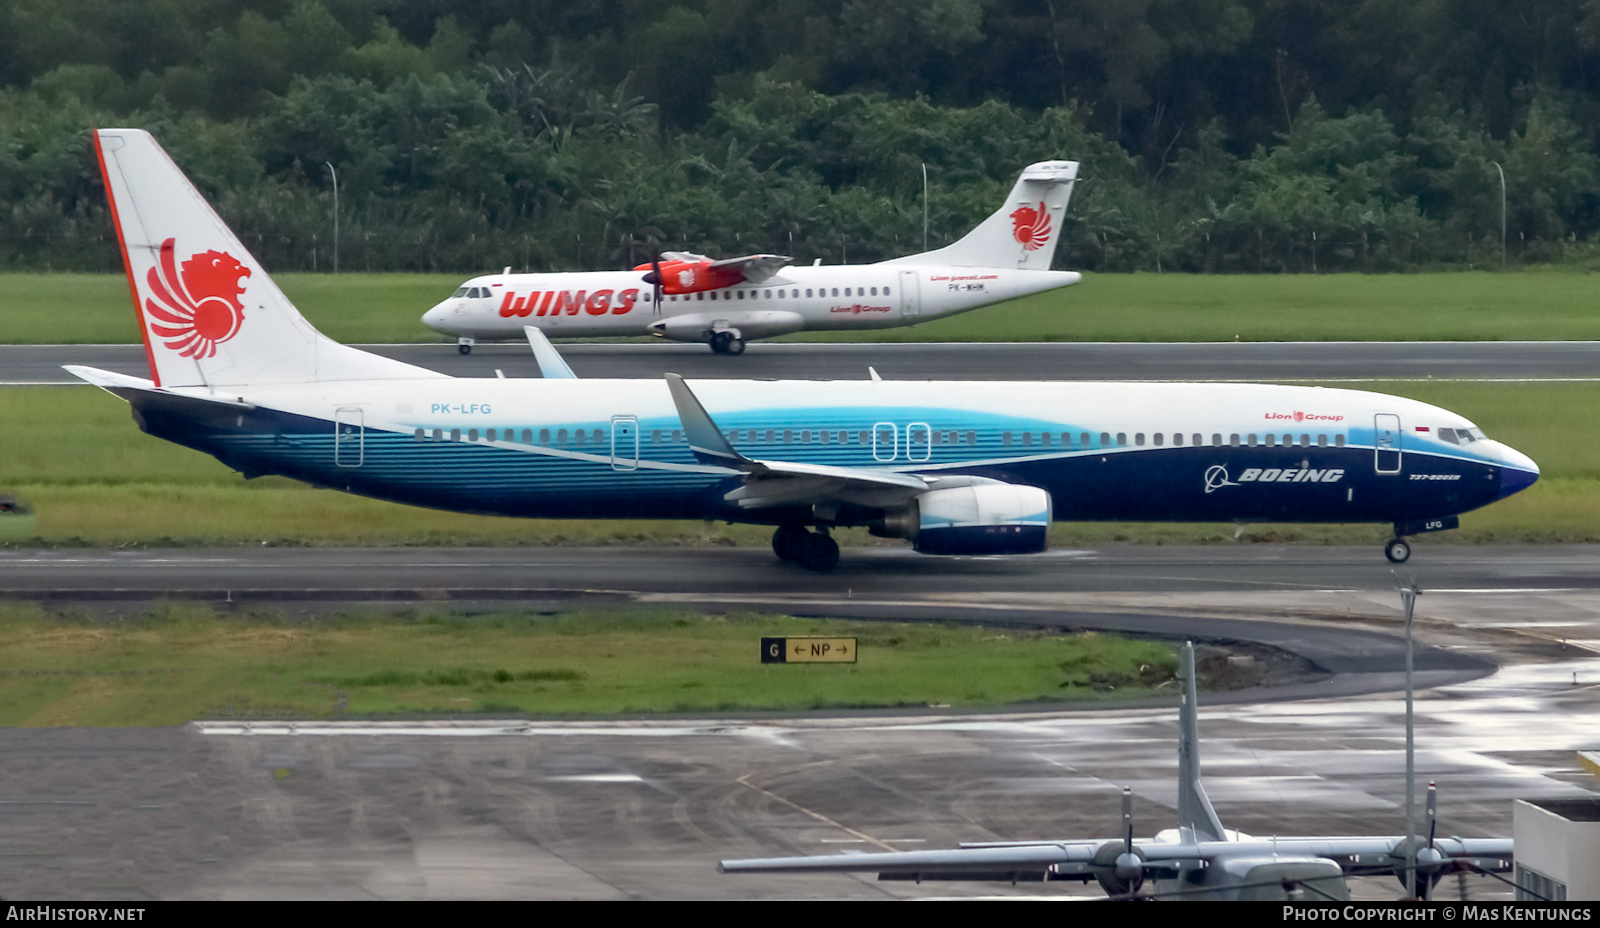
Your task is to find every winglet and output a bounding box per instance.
[664,373,748,468]
[523,326,577,379]
[1177,641,1228,843]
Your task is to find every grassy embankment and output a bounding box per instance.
[0,605,1181,725]
[0,380,1592,547]
[12,269,1600,345]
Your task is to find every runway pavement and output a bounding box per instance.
[6,339,1600,383]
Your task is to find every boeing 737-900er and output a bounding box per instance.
[76,130,1539,571]
[420,161,1082,354]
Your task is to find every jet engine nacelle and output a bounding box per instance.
[905,483,1051,556]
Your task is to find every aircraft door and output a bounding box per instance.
[873,421,898,461]
[899,270,920,318]
[1374,414,1401,474]
[334,406,363,468]
[611,416,639,471]
[906,422,931,462]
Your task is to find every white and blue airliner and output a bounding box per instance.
[72,130,1540,571]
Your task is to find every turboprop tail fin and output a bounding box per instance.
[94,129,443,388]
[1177,641,1228,843]
[883,160,1078,270]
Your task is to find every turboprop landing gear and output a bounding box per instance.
[772,526,838,571]
[709,332,745,355]
[456,337,475,355]
[1385,537,1412,563]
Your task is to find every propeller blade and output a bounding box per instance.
[1426,782,1437,847]
[1122,787,1134,853]
[651,250,664,316]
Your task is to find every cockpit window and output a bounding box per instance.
[1445,426,1487,444]
[451,287,468,298]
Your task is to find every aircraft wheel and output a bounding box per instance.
[1385,537,1412,563]
[725,337,745,356]
[709,332,731,354]
[797,532,840,572]
[772,526,806,562]
[458,344,472,355]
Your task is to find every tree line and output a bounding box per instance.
[3,0,1599,274]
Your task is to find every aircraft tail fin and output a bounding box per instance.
[94,129,442,388]
[1178,641,1228,843]
[882,160,1078,270]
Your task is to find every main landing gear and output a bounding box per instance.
[708,332,745,355]
[1385,537,1412,564]
[772,526,839,572]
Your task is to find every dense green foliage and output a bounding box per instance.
[5,0,1600,274]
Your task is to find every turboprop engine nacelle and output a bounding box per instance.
[875,483,1051,556]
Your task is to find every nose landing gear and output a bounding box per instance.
[456,337,475,355]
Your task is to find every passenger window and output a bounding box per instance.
[764,289,772,299]
[1080,433,1090,447]
[806,289,813,297]
[1283,434,1293,446]
[1247,434,1256,446]
[485,429,495,442]
[558,429,568,444]
[1172,433,1182,446]
[801,431,810,444]
[451,428,461,442]
[1194,434,1203,446]
[871,287,878,296]
[1003,432,1012,446]
[672,429,682,443]
[432,428,442,441]
[1264,434,1275,447]
[832,288,839,297]
[885,286,891,295]
[1100,432,1110,447]
[967,431,976,445]
[710,292,718,300]
[1317,434,1328,447]
[413,428,424,441]
[1041,432,1051,446]
[1022,432,1031,446]
[1300,434,1310,446]
[1335,435,1346,447]
[1135,433,1145,447]
[778,290,785,298]
[540,428,550,444]
[736,290,744,299]
[575,430,584,444]
[1117,432,1127,447]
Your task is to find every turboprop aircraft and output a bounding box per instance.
[74,129,1538,571]
[719,643,1516,900]
[420,161,1082,354]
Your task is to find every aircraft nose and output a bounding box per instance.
[1495,443,1539,499]
[421,304,446,330]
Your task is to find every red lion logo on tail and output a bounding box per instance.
[1010,201,1052,251]
[144,239,250,358]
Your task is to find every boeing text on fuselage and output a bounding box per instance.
[422,161,1083,355]
[71,130,1539,572]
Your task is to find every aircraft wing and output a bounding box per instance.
[665,373,933,510]
[707,253,791,284]
[719,842,1100,879]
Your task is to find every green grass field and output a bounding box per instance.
[0,380,1591,547]
[0,605,1182,725]
[7,269,1600,345]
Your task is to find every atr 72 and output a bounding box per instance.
[421,161,1082,354]
[75,130,1537,571]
